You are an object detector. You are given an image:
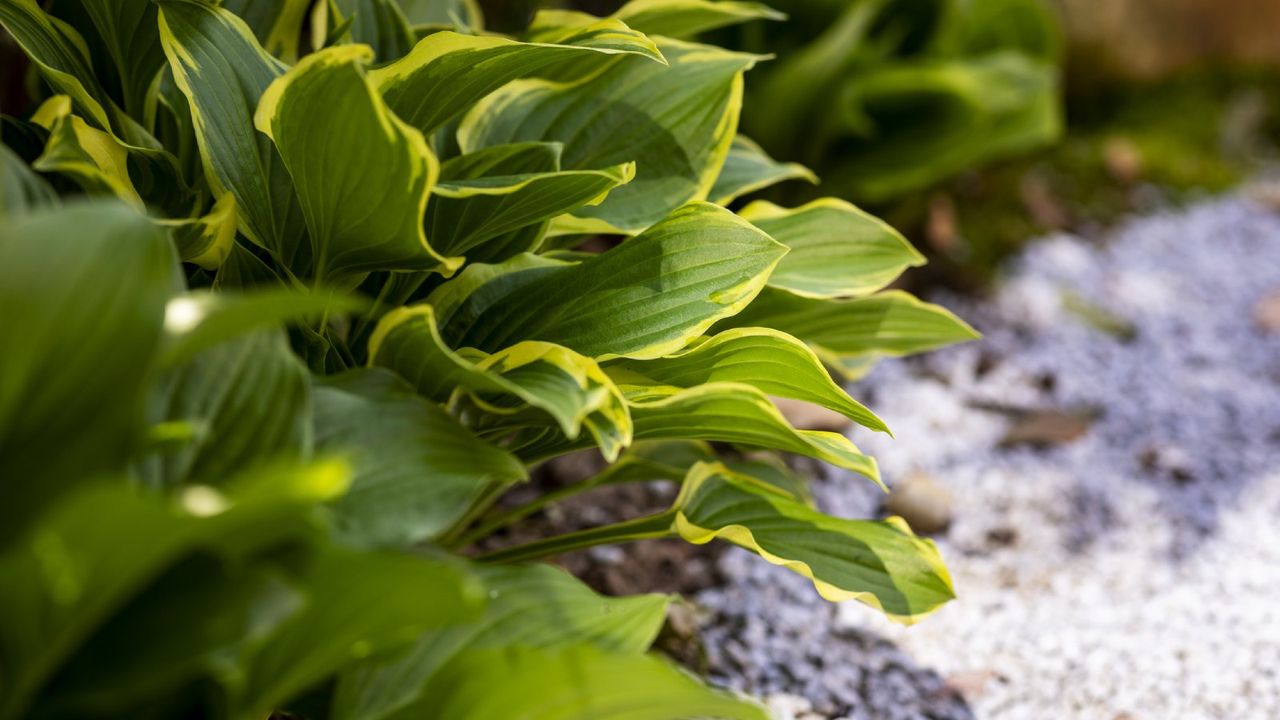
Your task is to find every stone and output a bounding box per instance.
[882,473,953,535]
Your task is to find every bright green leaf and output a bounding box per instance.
[158,0,310,269]
[459,39,758,232]
[614,0,785,39]
[740,197,924,298]
[371,25,664,138]
[431,202,788,360]
[717,288,980,375]
[709,134,816,205]
[313,369,526,549]
[607,327,888,433]
[333,563,669,720]
[674,462,955,623]
[255,44,458,282]
[430,141,635,259]
[369,306,633,460]
[425,643,766,720]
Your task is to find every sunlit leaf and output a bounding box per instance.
[673,462,954,623]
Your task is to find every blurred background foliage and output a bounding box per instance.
[465,0,1280,289]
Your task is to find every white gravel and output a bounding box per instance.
[698,194,1280,719]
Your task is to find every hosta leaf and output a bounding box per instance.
[323,0,417,62]
[432,202,787,360]
[396,0,483,29]
[313,369,526,549]
[159,289,366,368]
[425,644,766,720]
[0,461,349,720]
[709,134,816,205]
[0,202,172,542]
[29,96,142,208]
[35,554,301,718]
[140,329,312,489]
[613,0,786,39]
[370,25,664,138]
[512,382,880,484]
[459,40,759,232]
[467,343,634,461]
[673,462,955,623]
[159,192,238,270]
[717,288,979,376]
[369,306,632,460]
[220,0,312,61]
[430,142,635,259]
[239,547,483,717]
[0,144,59,216]
[333,563,669,720]
[0,0,113,131]
[255,44,458,282]
[607,327,888,433]
[626,383,880,483]
[158,0,310,269]
[68,0,166,118]
[740,198,924,298]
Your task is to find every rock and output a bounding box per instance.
[945,669,1002,699]
[1253,288,1280,334]
[882,473,953,535]
[1000,408,1096,448]
[773,397,852,432]
[1102,137,1143,185]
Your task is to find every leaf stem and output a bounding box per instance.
[474,511,677,564]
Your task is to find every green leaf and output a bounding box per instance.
[34,554,301,718]
[511,382,880,485]
[159,191,238,270]
[369,306,633,460]
[430,142,635,259]
[606,327,888,433]
[0,143,59,217]
[0,202,172,543]
[424,644,766,720]
[70,0,167,118]
[717,288,980,374]
[255,44,459,282]
[370,25,664,138]
[321,0,417,62]
[159,288,366,367]
[431,202,788,360]
[158,0,310,269]
[709,134,816,205]
[29,96,143,208]
[396,0,483,29]
[822,54,1062,201]
[140,329,312,489]
[239,546,483,716]
[0,461,349,720]
[626,383,880,483]
[313,369,526,549]
[333,563,669,720]
[219,0,312,60]
[459,39,759,232]
[0,0,114,132]
[673,462,955,623]
[614,0,785,39]
[740,197,925,298]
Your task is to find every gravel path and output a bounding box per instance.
[697,194,1280,719]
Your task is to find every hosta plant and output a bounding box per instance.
[0,0,977,717]
[731,0,1063,202]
